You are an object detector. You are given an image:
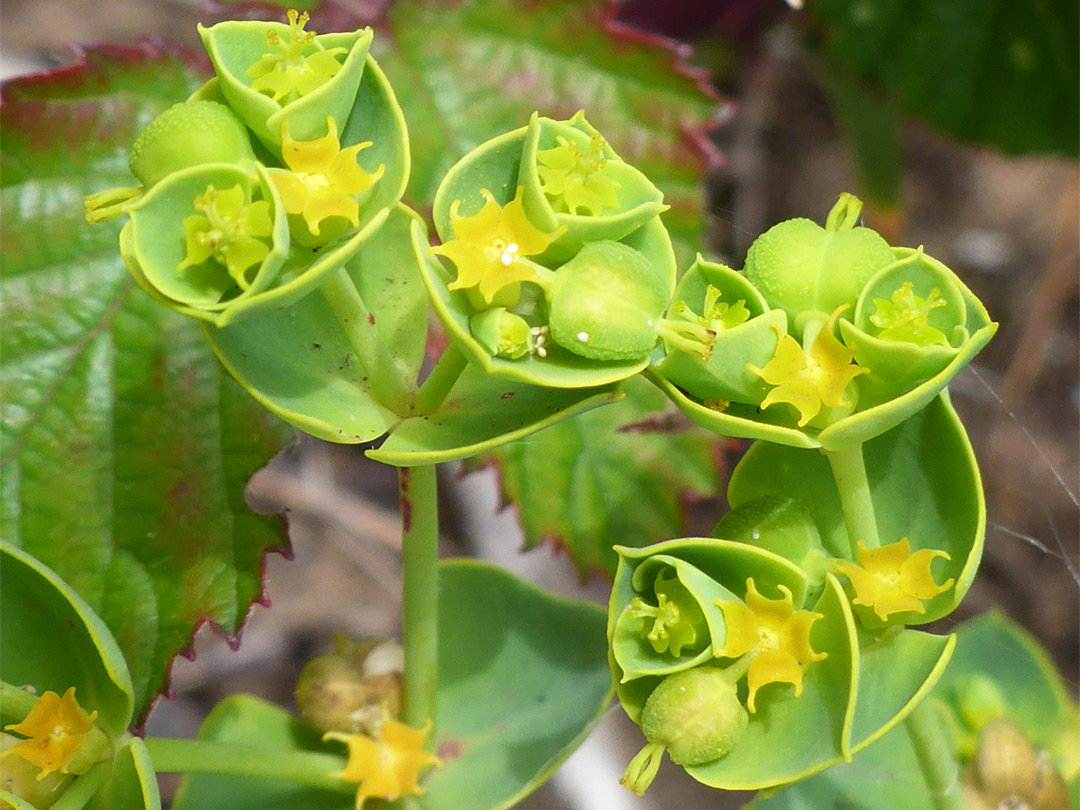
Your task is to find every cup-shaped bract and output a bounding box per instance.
[839,247,996,409]
[518,112,668,265]
[198,12,372,153]
[655,255,786,406]
[417,116,677,389]
[120,163,289,323]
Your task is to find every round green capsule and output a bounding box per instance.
[547,240,668,361]
[743,193,895,334]
[621,666,747,795]
[129,100,256,188]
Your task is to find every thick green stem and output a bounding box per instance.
[49,762,111,810]
[0,681,39,722]
[144,738,349,792]
[413,344,467,416]
[904,702,964,810]
[399,465,439,734]
[825,444,880,554]
[319,268,412,410]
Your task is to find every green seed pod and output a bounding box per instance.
[128,100,256,188]
[743,193,895,336]
[547,241,668,361]
[620,666,748,795]
[642,667,747,766]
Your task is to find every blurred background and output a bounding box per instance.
[2,0,1076,807]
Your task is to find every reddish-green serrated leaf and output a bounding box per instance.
[366,0,722,266]
[486,376,721,576]
[0,44,293,721]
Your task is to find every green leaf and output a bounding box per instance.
[174,560,612,810]
[486,375,722,576]
[811,0,1079,157]
[203,204,430,443]
[0,542,133,736]
[0,44,294,717]
[729,393,984,625]
[372,0,721,266]
[368,364,621,466]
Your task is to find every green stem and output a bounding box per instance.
[825,444,880,554]
[413,344,467,416]
[399,465,439,734]
[49,762,110,810]
[0,682,38,722]
[319,268,413,410]
[144,738,350,792]
[904,702,964,810]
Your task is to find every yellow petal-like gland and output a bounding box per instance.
[2,688,97,781]
[714,579,826,713]
[749,306,868,426]
[746,648,805,713]
[326,717,442,810]
[176,185,272,287]
[834,538,954,622]
[244,10,346,104]
[432,188,564,306]
[273,120,383,238]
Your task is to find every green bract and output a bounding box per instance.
[608,537,956,791]
[652,194,997,450]
[416,114,677,388]
[198,13,373,151]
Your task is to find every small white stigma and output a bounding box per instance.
[577,331,589,343]
[499,242,519,267]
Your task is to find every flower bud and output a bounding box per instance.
[469,308,533,359]
[295,638,404,735]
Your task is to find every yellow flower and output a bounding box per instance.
[177,184,273,288]
[715,579,826,713]
[245,10,348,104]
[271,118,384,238]
[432,187,564,306]
[834,537,954,622]
[325,716,443,809]
[536,134,620,216]
[748,305,868,427]
[2,688,98,780]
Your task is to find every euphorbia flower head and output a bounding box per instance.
[536,133,620,216]
[870,282,950,347]
[272,118,384,238]
[2,688,97,781]
[834,537,954,622]
[245,10,348,104]
[325,715,442,809]
[749,305,868,426]
[715,579,826,713]
[177,183,273,287]
[432,187,564,305]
